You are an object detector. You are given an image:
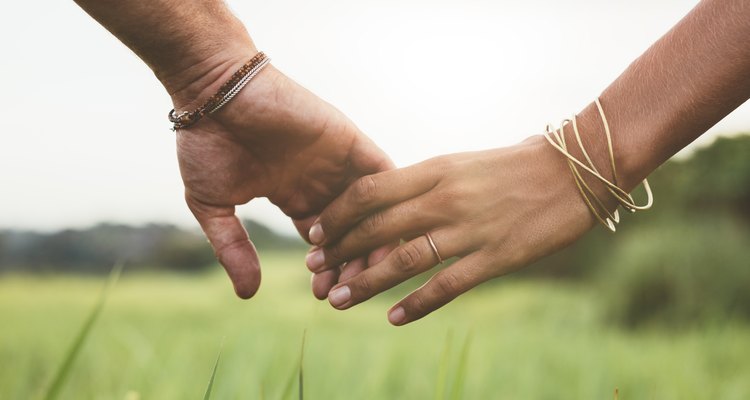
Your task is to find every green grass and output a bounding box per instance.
[450,332,471,400]
[41,263,122,400]
[433,331,452,400]
[2,251,750,399]
[202,346,221,400]
[298,331,306,400]
[40,262,122,400]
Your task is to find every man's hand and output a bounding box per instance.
[72,0,394,299]
[175,63,393,298]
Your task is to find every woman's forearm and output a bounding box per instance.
[73,0,257,106]
[306,0,750,324]
[578,0,750,191]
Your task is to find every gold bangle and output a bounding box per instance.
[546,122,619,231]
[543,97,654,231]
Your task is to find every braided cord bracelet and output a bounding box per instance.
[168,51,271,131]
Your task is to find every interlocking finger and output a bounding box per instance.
[308,161,441,247]
[307,197,445,272]
[327,229,470,310]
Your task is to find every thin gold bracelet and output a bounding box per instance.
[546,121,619,231]
[543,98,654,231]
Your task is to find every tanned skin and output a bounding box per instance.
[307,0,750,325]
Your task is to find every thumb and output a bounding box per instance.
[186,195,261,299]
[348,132,395,176]
[292,215,319,244]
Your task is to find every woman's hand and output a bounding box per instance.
[305,136,602,325]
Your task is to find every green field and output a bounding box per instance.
[2,251,749,399]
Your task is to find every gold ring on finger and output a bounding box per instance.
[424,232,444,264]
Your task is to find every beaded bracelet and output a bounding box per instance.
[544,98,653,232]
[168,51,271,130]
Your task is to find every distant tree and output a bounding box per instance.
[0,219,305,274]
[517,133,750,280]
[652,134,750,220]
[241,219,307,251]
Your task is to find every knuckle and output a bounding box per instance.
[355,273,373,296]
[327,245,346,265]
[393,242,423,274]
[435,273,462,298]
[320,208,342,235]
[360,212,385,236]
[185,195,211,221]
[428,155,448,168]
[432,187,464,214]
[430,191,452,212]
[353,175,378,206]
[430,155,457,171]
[214,238,249,260]
[411,294,429,315]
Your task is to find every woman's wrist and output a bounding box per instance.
[553,99,656,200]
[543,103,622,216]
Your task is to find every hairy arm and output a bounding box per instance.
[73,0,254,105]
[582,0,750,191]
[73,0,393,298]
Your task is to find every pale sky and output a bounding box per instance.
[1,0,748,235]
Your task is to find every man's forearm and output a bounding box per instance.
[73,0,256,106]
[576,0,750,191]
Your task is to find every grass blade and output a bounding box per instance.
[434,331,453,400]
[279,365,297,400]
[202,346,223,400]
[449,331,472,400]
[298,330,306,400]
[278,331,306,400]
[43,262,123,400]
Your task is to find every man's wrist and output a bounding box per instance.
[74,0,257,108]
[160,39,259,111]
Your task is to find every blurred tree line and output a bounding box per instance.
[518,134,750,328]
[0,220,306,274]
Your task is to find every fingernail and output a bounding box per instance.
[388,306,406,325]
[328,285,351,308]
[305,248,325,271]
[309,223,325,245]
